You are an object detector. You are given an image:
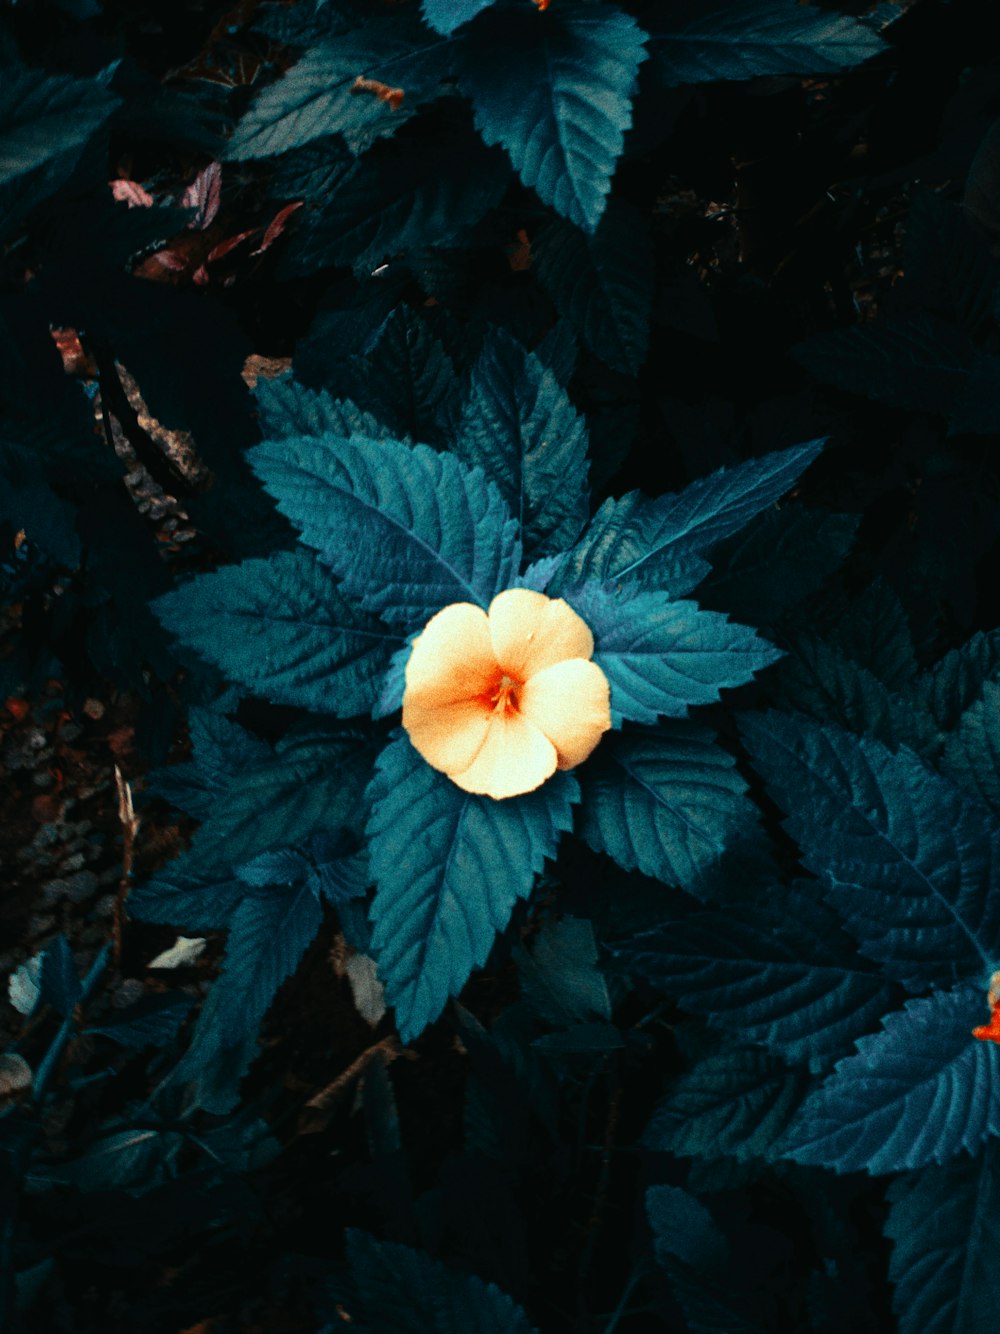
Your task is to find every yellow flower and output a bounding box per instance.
[402,588,612,800]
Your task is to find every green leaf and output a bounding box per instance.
[296,115,509,273]
[367,732,578,1043]
[554,439,824,591]
[614,886,894,1071]
[645,1042,809,1162]
[649,0,887,87]
[146,709,272,822]
[783,987,1000,1174]
[886,1141,1000,1334]
[0,64,120,184]
[167,883,323,1112]
[460,3,648,232]
[566,581,781,725]
[225,19,455,159]
[581,722,756,892]
[740,713,1000,991]
[533,201,654,374]
[942,681,1000,815]
[344,1229,538,1333]
[250,432,520,629]
[155,551,401,718]
[454,327,589,557]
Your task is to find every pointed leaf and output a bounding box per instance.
[155,551,402,717]
[298,117,509,273]
[367,732,578,1043]
[254,376,391,441]
[783,987,1000,1174]
[169,883,323,1112]
[554,439,824,591]
[344,1229,538,1333]
[454,327,589,557]
[421,0,495,36]
[85,993,194,1050]
[533,201,653,374]
[251,433,518,629]
[226,20,455,159]
[645,1043,809,1162]
[514,916,611,1027]
[566,581,781,725]
[614,887,894,1071]
[942,681,1000,815]
[581,722,756,892]
[40,935,80,1018]
[649,0,887,87]
[740,713,1000,990]
[460,3,647,232]
[886,1142,1000,1334]
[0,65,119,184]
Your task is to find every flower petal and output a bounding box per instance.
[488,589,594,680]
[517,658,612,769]
[403,697,493,775]
[450,711,557,799]
[403,602,497,709]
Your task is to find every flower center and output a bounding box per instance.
[489,672,521,715]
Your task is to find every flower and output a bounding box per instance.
[402,588,612,800]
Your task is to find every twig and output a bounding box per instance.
[112,764,140,969]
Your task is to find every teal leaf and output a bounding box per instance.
[613,886,894,1071]
[168,883,323,1112]
[514,916,611,1028]
[886,1142,1000,1334]
[942,681,1000,816]
[532,1022,623,1055]
[146,709,271,822]
[422,0,495,36]
[0,64,120,185]
[782,987,1000,1174]
[250,432,520,629]
[554,439,824,591]
[580,722,756,893]
[645,1042,809,1162]
[155,551,401,718]
[184,729,374,875]
[791,313,976,415]
[253,376,391,441]
[454,327,589,557]
[460,3,648,232]
[344,1229,538,1333]
[358,307,460,445]
[297,116,510,273]
[649,0,887,87]
[647,1185,729,1272]
[700,505,859,629]
[128,854,248,931]
[533,201,654,375]
[566,581,781,725]
[765,633,937,754]
[919,628,1000,731]
[367,732,578,1043]
[740,713,1000,990]
[40,935,80,1017]
[225,20,456,159]
[85,993,194,1050]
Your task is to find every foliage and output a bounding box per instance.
[5,0,1000,1330]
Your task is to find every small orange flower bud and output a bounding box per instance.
[402,589,612,800]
